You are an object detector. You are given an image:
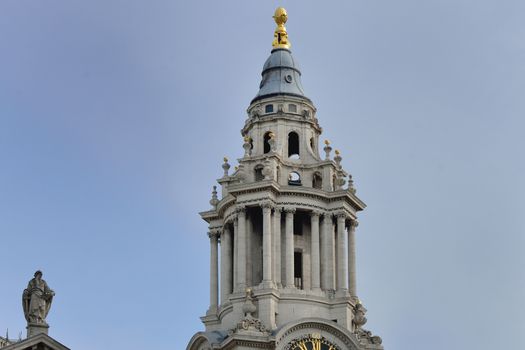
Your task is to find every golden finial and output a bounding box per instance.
[324,140,331,146]
[272,7,291,49]
[335,149,340,155]
[223,157,229,163]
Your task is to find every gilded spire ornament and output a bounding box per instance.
[272,7,290,49]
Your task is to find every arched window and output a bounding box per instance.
[310,137,315,150]
[288,171,301,186]
[254,165,264,181]
[312,172,322,189]
[265,104,273,113]
[263,132,272,154]
[288,131,299,158]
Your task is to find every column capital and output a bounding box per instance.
[283,207,296,214]
[208,229,221,239]
[348,219,359,231]
[335,212,348,220]
[260,201,274,210]
[235,205,247,214]
[310,210,323,218]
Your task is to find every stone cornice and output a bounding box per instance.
[242,114,322,135]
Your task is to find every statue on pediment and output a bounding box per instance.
[23,270,55,325]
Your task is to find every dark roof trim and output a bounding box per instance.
[250,92,312,105]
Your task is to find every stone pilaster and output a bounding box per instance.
[208,229,220,313]
[348,220,358,298]
[284,207,296,288]
[336,213,348,293]
[220,224,233,304]
[310,210,321,291]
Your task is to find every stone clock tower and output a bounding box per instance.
[187,8,384,350]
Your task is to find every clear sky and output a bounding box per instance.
[1,1,524,349]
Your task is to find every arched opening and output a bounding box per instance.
[288,131,299,159]
[263,132,272,154]
[312,172,322,189]
[332,174,337,191]
[310,137,315,150]
[254,165,264,181]
[265,104,273,113]
[288,171,301,186]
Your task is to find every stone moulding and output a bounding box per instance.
[274,318,362,350]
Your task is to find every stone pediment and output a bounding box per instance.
[1,334,70,350]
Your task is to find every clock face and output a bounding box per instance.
[289,334,337,350]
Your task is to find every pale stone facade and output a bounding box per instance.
[187,8,384,350]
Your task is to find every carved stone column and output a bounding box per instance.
[348,220,358,298]
[310,211,321,291]
[236,206,247,291]
[208,229,220,313]
[261,202,273,286]
[321,213,334,290]
[284,207,296,288]
[220,224,233,304]
[273,207,282,287]
[336,213,348,293]
[233,217,238,288]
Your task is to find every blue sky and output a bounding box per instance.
[1,1,524,349]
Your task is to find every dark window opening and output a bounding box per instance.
[265,104,273,113]
[293,212,303,235]
[288,171,301,186]
[254,165,264,181]
[263,132,272,154]
[313,172,323,189]
[288,131,299,158]
[294,251,303,289]
[310,137,315,150]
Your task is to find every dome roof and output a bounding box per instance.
[251,48,309,103]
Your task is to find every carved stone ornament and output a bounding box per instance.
[268,132,277,152]
[252,104,262,118]
[229,288,269,335]
[209,186,219,209]
[236,164,247,182]
[243,136,252,157]
[23,271,54,326]
[353,303,367,329]
[262,159,273,180]
[355,328,383,345]
[222,157,231,177]
[353,302,382,346]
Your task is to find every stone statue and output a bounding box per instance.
[22,271,54,326]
